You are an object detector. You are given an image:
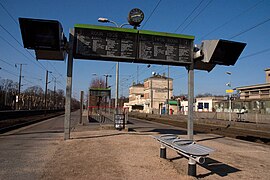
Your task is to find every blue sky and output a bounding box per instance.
[0,0,269,99]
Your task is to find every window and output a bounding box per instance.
[204,103,209,109]
[198,102,203,109]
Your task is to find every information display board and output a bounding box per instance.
[74,24,137,62]
[137,30,193,65]
[89,88,111,97]
[73,24,194,66]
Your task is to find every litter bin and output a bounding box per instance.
[114,114,125,130]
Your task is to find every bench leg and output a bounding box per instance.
[160,145,166,159]
[188,158,196,177]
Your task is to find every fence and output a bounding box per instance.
[87,106,129,125]
[193,112,270,124]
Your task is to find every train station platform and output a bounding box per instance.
[0,111,269,179]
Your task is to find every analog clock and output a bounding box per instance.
[128,8,144,27]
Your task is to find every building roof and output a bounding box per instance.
[196,96,225,101]
[144,74,173,81]
[236,83,270,90]
[130,83,144,87]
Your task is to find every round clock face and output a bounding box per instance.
[128,8,144,26]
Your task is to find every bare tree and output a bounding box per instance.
[90,77,106,88]
[0,79,18,110]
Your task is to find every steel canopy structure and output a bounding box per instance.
[18,17,246,143]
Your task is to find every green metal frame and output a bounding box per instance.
[75,24,138,33]
[74,24,195,40]
[139,30,195,40]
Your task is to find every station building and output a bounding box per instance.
[125,74,177,114]
[234,68,270,114]
[125,68,270,115]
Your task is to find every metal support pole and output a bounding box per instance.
[229,93,232,121]
[188,64,194,140]
[87,93,90,121]
[45,70,49,109]
[160,145,166,159]
[137,65,139,84]
[80,91,84,125]
[54,77,56,109]
[17,64,25,110]
[167,65,170,115]
[115,62,119,114]
[188,158,196,177]
[18,64,22,110]
[64,29,74,140]
[151,79,153,113]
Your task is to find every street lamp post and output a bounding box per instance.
[104,74,112,113]
[104,74,112,88]
[167,65,170,115]
[226,71,232,122]
[98,18,130,114]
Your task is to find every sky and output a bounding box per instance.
[0,0,269,100]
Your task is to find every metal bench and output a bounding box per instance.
[153,134,215,176]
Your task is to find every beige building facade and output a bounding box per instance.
[124,74,173,114]
[144,75,173,113]
[236,68,270,101]
[234,68,270,114]
[127,84,145,111]
[265,68,270,83]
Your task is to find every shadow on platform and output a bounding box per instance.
[196,135,225,142]
[197,157,241,178]
[146,128,188,135]
[88,117,99,123]
[71,132,151,140]
[0,130,63,137]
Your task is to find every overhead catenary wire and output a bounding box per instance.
[0,2,66,89]
[0,1,18,26]
[198,0,264,41]
[239,47,270,60]
[174,0,205,32]
[141,0,162,29]
[229,17,270,39]
[180,0,214,33]
[0,33,46,72]
[0,67,18,77]
[0,58,16,68]
[0,66,43,88]
[0,32,66,89]
[0,57,45,83]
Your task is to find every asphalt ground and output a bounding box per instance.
[0,111,269,179]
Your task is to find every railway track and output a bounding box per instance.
[0,111,64,134]
[129,113,270,145]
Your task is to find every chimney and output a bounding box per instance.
[265,68,270,83]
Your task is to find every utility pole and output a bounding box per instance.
[16,63,26,110]
[80,91,84,124]
[44,70,52,109]
[167,65,170,115]
[137,65,139,84]
[104,74,112,113]
[54,77,56,109]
